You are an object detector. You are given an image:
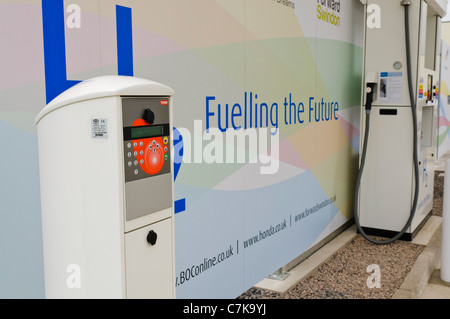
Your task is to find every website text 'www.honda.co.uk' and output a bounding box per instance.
[243,219,287,248]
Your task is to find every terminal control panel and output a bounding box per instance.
[122,97,171,182]
[122,96,172,221]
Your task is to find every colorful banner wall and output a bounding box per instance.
[0,0,363,298]
[438,40,450,158]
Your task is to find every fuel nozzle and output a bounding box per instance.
[365,83,376,111]
[400,0,411,6]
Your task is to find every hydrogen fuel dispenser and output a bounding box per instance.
[35,76,175,298]
[355,0,447,243]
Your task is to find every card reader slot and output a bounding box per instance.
[379,109,397,115]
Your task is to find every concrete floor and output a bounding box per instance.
[420,269,450,299]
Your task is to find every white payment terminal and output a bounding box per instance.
[35,75,175,298]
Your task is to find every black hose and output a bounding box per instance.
[353,2,420,245]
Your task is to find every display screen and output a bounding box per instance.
[131,125,164,139]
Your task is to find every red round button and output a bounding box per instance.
[142,137,164,175]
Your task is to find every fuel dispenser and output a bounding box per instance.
[355,0,447,244]
[35,75,175,298]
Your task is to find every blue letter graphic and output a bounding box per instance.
[42,1,134,103]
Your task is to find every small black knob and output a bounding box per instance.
[144,108,155,124]
[147,230,157,245]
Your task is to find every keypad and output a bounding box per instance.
[124,136,170,181]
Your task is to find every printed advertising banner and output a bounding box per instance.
[438,40,450,158]
[0,0,363,298]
